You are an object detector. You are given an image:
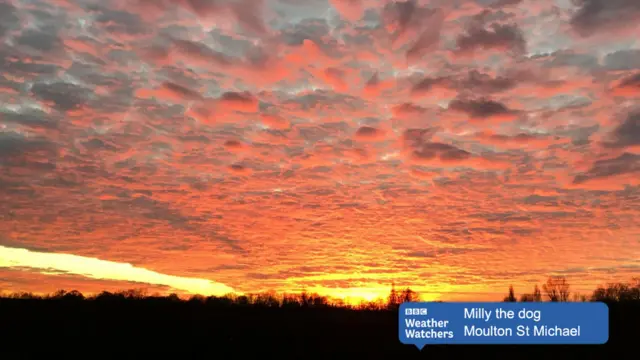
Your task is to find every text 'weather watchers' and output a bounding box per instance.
[399,302,608,348]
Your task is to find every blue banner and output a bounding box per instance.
[399,302,608,349]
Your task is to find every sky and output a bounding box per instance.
[0,0,639,303]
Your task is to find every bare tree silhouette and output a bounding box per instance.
[519,285,543,302]
[400,288,419,303]
[542,276,570,302]
[533,284,542,301]
[386,283,419,309]
[592,278,640,302]
[387,282,399,310]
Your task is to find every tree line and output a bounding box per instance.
[1,276,638,309]
[502,276,640,303]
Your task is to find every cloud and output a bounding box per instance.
[610,72,640,97]
[0,0,638,302]
[570,0,640,37]
[572,153,640,187]
[602,111,640,149]
[487,0,524,8]
[354,126,385,141]
[0,131,57,159]
[459,70,519,93]
[30,82,90,112]
[454,14,526,56]
[604,50,640,70]
[448,98,519,122]
[0,2,20,38]
[330,0,365,22]
[0,245,235,296]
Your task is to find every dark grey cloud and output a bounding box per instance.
[410,142,472,162]
[603,111,640,149]
[297,126,331,142]
[403,128,438,147]
[162,81,203,100]
[487,0,523,8]
[382,0,438,38]
[67,62,125,87]
[553,124,600,146]
[65,62,136,114]
[0,109,58,129]
[220,91,256,103]
[459,70,518,93]
[0,74,22,93]
[0,131,57,159]
[456,20,526,55]
[448,98,516,119]
[617,73,640,89]
[393,102,427,115]
[546,50,600,69]
[31,82,90,112]
[411,76,451,95]
[281,18,330,46]
[82,138,118,152]
[91,7,149,35]
[604,50,640,70]
[354,126,380,138]
[0,54,60,76]
[171,39,233,66]
[573,153,640,185]
[522,194,559,206]
[16,29,61,52]
[570,0,640,37]
[0,2,19,38]
[282,90,362,111]
[381,1,444,59]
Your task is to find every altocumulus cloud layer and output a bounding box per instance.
[0,0,639,300]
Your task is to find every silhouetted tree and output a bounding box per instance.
[52,289,67,299]
[10,292,37,299]
[592,279,640,302]
[572,293,587,302]
[542,276,570,302]
[300,291,312,307]
[311,294,329,307]
[533,285,542,301]
[282,294,300,308]
[519,294,534,302]
[521,284,543,302]
[387,282,399,310]
[189,294,206,304]
[122,288,147,299]
[236,295,250,306]
[504,285,517,302]
[252,292,280,308]
[400,288,419,303]
[63,290,85,301]
[205,295,233,307]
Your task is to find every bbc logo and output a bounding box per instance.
[404,308,428,315]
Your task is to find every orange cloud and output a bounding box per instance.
[0,0,638,304]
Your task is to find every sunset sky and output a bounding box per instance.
[0,0,639,303]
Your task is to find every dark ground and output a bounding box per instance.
[0,298,637,359]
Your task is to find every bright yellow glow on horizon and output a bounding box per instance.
[304,285,441,305]
[0,246,236,296]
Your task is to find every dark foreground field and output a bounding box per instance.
[0,296,638,359]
